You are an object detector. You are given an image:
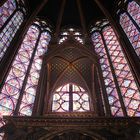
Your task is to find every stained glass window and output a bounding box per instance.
[119,13,140,57]
[0,11,24,60]
[127,1,140,27]
[92,32,123,116]
[0,25,39,116]
[0,0,16,28]
[52,83,90,112]
[0,0,26,61]
[0,21,51,118]
[103,26,140,116]
[119,1,140,58]
[91,23,140,116]
[19,31,51,116]
[0,2,26,135]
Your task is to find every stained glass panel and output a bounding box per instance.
[92,32,123,116]
[73,92,89,112]
[0,25,39,117]
[0,0,16,28]
[120,13,140,58]
[127,1,140,27]
[52,84,90,112]
[103,26,140,116]
[0,11,24,61]
[19,31,51,115]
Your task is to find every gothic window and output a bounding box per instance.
[0,0,16,28]
[91,21,140,117]
[52,83,90,112]
[0,20,51,118]
[59,28,84,44]
[119,1,140,58]
[92,32,123,116]
[0,0,26,61]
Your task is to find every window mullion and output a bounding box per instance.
[100,32,128,116]
[69,84,73,111]
[96,64,112,116]
[14,32,41,115]
[126,11,140,32]
[0,8,17,32]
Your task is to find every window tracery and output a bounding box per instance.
[0,0,26,61]
[127,1,140,27]
[0,2,139,139]
[59,28,84,44]
[92,32,123,116]
[91,20,140,116]
[118,1,140,58]
[52,84,90,112]
[0,20,51,118]
[0,0,16,28]
[0,10,24,60]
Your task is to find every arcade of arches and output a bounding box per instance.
[0,0,140,140]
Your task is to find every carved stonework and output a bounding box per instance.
[2,116,140,140]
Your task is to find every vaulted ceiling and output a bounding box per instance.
[26,0,115,30]
[44,38,98,93]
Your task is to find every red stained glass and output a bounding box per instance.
[103,26,140,116]
[127,1,140,27]
[0,11,24,60]
[92,32,123,116]
[0,0,16,28]
[120,13,140,57]
[52,84,90,112]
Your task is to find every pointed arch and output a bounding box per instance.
[40,129,106,140]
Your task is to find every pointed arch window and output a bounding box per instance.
[0,0,26,61]
[59,28,84,44]
[118,1,140,58]
[91,21,140,117]
[52,83,90,112]
[0,20,51,117]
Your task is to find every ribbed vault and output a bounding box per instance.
[46,40,96,94]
